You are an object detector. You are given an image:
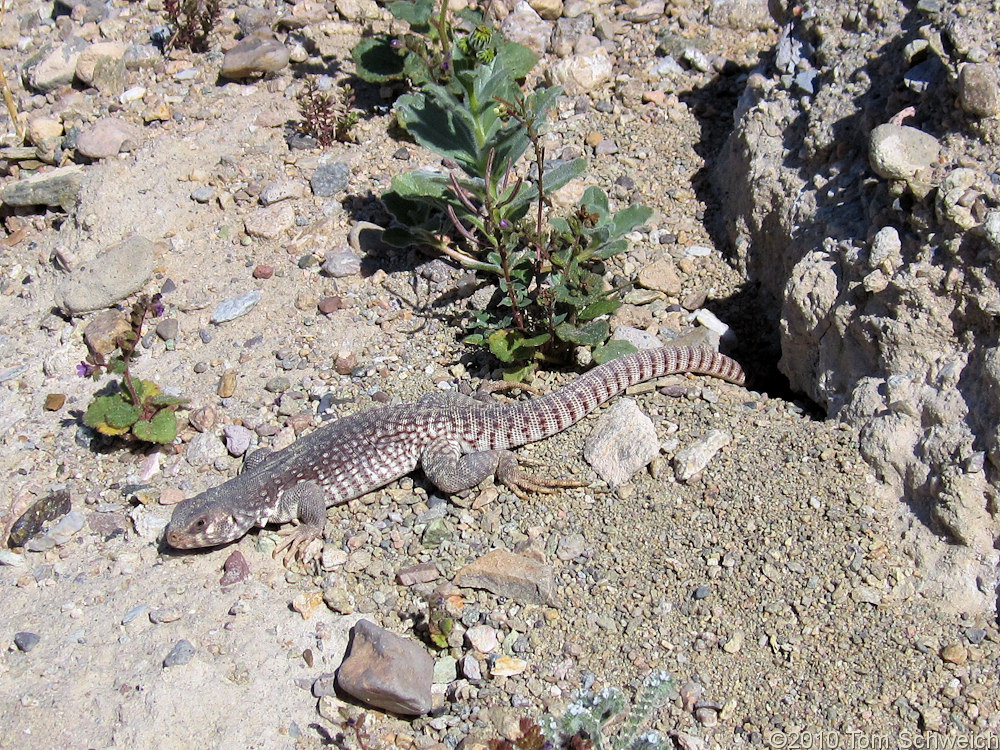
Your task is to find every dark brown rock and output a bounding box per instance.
[336,619,433,715]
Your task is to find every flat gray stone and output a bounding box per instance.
[454,549,557,605]
[337,620,433,716]
[221,31,290,79]
[28,36,88,92]
[58,235,157,316]
[210,290,261,324]
[2,165,84,210]
[322,246,362,277]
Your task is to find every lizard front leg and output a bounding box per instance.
[272,481,327,567]
[420,438,586,499]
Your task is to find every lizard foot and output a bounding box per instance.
[497,454,589,499]
[273,522,323,569]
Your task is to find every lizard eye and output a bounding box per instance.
[195,518,206,529]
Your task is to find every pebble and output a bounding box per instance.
[220,550,250,587]
[611,325,662,350]
[959,63,1000,117]
[465,625,500,654]
[163,639,196,668]
[673,429,732,481]
[693,308,731,339]
[44,393,67,411]
[190,186,215,203]
[868,123,940,180]
[583,398,660,486]
[149,607,182,624]
[624,0,665,22]
[433,656,458,683]
[500,1,552,53]
[318,296,344,314]
[75,41,126,85]
[637,257,682,295]
[220,31,290,78]
[122,604,151,624]
[311,160,351,197]
[14,632,41,652]
[244,203,295,239]
[292,591,324,620]
[59,235,156,316]
[155,318,178,341]
[396,562,439,586]
[722,631,745,653]
[223,424,253,456]
[210,290,261,324]
[491,656,528,677]
[940,643,968,665]
[459,654,483,681]
[547,47,613,96]
[322,246,362,277]
[555,533,587,561]
[76,117,142,160]
[24,510,86,552]
[259,180,304,205]
[253,264,274,279]
[337,620,433,715]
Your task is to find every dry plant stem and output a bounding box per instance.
[0,0,23,142]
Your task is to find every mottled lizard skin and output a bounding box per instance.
[165,346,745,561]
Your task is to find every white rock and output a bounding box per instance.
[868,123,940,180]
[583,398,660,486]
[673,429,732,481]
[546,47,613,95]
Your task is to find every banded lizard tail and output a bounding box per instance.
[165,346,745,563]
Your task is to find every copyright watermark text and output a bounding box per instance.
[767,730,1000,749]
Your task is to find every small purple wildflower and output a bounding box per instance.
[500,219,510,229]
[76,361,96,378]
[441,61,450,72]
[150,293,165,317]
[390,37,403,49]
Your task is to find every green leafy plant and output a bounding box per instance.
[491,672,675,750]
[352,0,536,95]
[379,59,650,378]
[298,79,360,146]
[163,0,220,53]
[80,295,186,444]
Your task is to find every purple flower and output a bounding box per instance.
[150,294,164,317]
[441,61,450,72]
[76,361,95,378]
[500,219,510,228]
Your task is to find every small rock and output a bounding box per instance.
[722,631,744,653]
[959,63,1000,117]
[491,656,527,677]
[253,264,274,279]
[459,654,482,680]
[500,1,552,53]
[14,632,41,652]
[322,246,362,277]
[259,180,305,205]
[96,329,135,373]
[190,186,215,203]
[852,585,883,605]
[44,393,67,411]
[583,398,660,486]
[221,31,290,78]
[76,117,142,160]
[624,0,665,22]
[547,47,613,95]
[311,159,351,197]
[465,625,500,654]
[27,117,63,146]
[637,257,682,295]
[673,429,732,481]
[244,204,295,239]
[211,290,261,324]
[940,643,968,665]
[528,0,563,20]
[454,549,557,605]
[163,639,195,667]
[337,620,434,715]
[75,41,127,85]
[396,562,439,586]
[29,37,89,92]
[318,296,344,314]
[149,607,182,624]
[692,584,711,600]
[223,424,253,456]
[155,318,179,341]
[221,550,250,587]
[433,655,458,683]
[868,123,940,180]
[292,591,325,620]
[2,165,84,210]
[555,532,587,561]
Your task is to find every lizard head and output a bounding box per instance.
[165,489,255,549]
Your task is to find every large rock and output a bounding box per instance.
[58,235,158,315]
[712,2,999,612]
[336,620,433,716]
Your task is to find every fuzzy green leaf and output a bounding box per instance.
[494,40,538,80]
[579,296,620,321]
[554,319,609,347]
[592,339,638,364]
[609,203,654,238]
[106,397,143,429]
[488,329,550,363]
[148,393,187,407]
[388,0,434,28]
[352,36,406,83]
[132,408,177,444]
